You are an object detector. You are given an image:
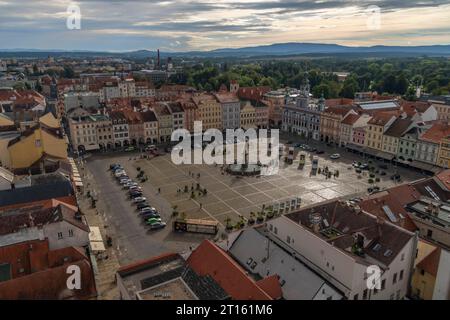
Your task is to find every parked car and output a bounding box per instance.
[140,207,157,214]
[125,146,135,152]
[380,171,387,176]
[119,178,131,185]
[145,145,157,152]
[359,163,369,170]
[141,212,160,220]
[330,153,341,159]
[114,170,127,177]
[147,222,167,230]
[110,164,122,171]
[144,217,162,225]
[130,192,143,199]
[132,197,147,203]
[352,161,359,168]
[136,202,150,210]
[316,150,324,155]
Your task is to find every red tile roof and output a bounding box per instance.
[420,122,450,144]
[187,240,280,300]
[256,275,283,300]
[435,169,450,191]
[0,239,96,299]
[325,98,353,108]
[341,113,360,125]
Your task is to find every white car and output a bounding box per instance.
[114,170,127,178]
[132,197,147,203]
[330,153,341,159]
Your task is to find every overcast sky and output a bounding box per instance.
[0,0,449,51]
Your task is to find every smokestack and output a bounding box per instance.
[157,49,160,70]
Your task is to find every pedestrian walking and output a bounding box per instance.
[158,187,161,194]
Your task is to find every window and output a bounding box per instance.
[381,279,386,290]
[68,229,74,237]
[396,290,401,300]
[353,294,359,300]
[399,270,404,281]
[0,263,11,283]
[286,236,291,244]
[363,289,368,300]
[274,227,278,235]
[57,232,63,240]
[393,273,397,284]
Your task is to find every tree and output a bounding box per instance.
[340,77,359,98]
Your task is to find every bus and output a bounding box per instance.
[173,219,219,235]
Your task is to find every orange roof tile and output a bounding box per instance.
[420,122,450,144]
[187,240,277,300]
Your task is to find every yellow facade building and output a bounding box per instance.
[240,101,256,129]
[192,93,222,131]
[6,125,68,172]
[437,135,450,168]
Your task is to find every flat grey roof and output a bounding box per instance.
[228,227,343,300]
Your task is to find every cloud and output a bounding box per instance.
[0,0,448,50]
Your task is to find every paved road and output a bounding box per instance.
[85,156,208,265]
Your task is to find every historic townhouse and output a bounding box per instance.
[93,114,113,149]
[109,111,130,147]
[123,110,144,145]
[151,102,173,143]
[240,101,257,129]
[254,102,270,129]
[214,91,241,130]
[350,114,371,148]
[166,101,185,131]
[416,122,450,166]
[382,117,414,157]
[135,81,156,98]
[320,105,356,145]
[68,113,112,152]
[282,91,323,140]
[365,112,397,153]
[340,113,361,147]
[263,90,286,127]
[266,200,417,300]
[438,136,450,169]
[141,110,159,144]
[178,96,196,132]
[192,93,222,131]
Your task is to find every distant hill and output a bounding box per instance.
[1,42,450,59]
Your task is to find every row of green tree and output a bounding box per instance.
[169,57,450,100]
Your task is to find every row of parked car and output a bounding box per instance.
[109,164,167,230]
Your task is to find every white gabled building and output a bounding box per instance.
[266,199,418,300]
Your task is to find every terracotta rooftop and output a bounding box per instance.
[419,122,450,144]
[367,111,398,126]
[341,113,360,125]
[325,98,353,108]
[0,239,96,299]
[187,240,280,300]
